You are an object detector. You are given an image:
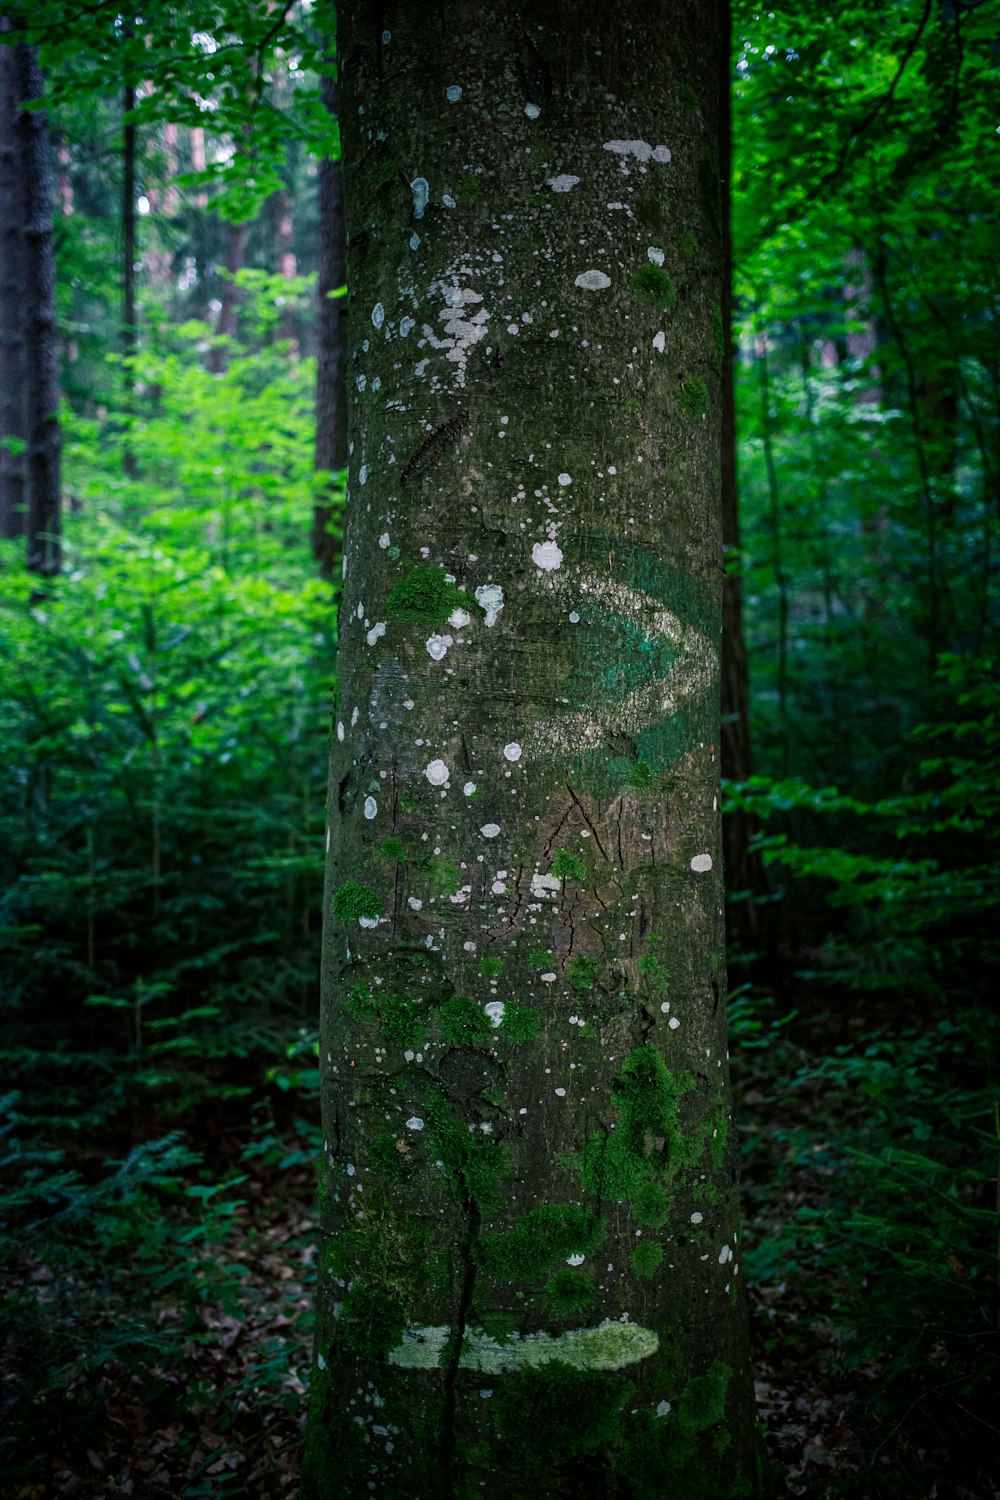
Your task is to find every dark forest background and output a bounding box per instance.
[1,2,998,1496]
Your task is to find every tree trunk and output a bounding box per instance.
[0,26,26,538]
[122,75,137,478]
[208,220,245,373]
[15,38,59,574]
[311,60,348,578]
[304,3,769,1496]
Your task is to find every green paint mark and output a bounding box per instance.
[477,1203,605,1283]
[385,564,467,625]
[389,1319,656,1374]
[630,262,678,310]
[678,376,710,420]
[332,881,382,921]
[498,1002,539,1043]
[439,993,492,1044]
[425,1090,508,1214]
[378,836,407,862]
[566,956,599,992]
[479,956,503,977]
[550,849,587,880]
[631,1241,664,1277]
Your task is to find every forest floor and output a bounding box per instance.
[4,1032,995,1500]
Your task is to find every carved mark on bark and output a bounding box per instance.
[400,409,469,485]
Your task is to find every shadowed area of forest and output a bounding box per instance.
[1,2,998,1496]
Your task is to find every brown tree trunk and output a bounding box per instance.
[0,24,26,538]
[311,60,348,578]
[303,3,770,1496]
[15,38,59,574]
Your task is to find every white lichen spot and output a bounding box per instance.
[426,633,453,660]
[503,742,522,761]
[408,896,423,911]
[540,971,557,983]
[602,139,671,164]
[668,1017,680,1030]
[378,532,390,549]
[317,1352,327,1371]
[371,303,385,330]
[424,759,449,786]
[399,316,415,338]
[690,1212,704,1225]
[449,607,471,629]
[532,539,563,571]
[358,463,370,485]
[359,915,379,929]
[531,871,561,899]
[656,1400,671,1418]
[557,472,572,486]
[366,621,386,646]
[442,193,456,209]
[718,1243,733,1265]
[410,232,420,250]
[574,269,611,291]
[410,178,429,219]
[474,583,504,627]
[652,331,666,354]
[406,1116,425,1132]
[548,174,580,192]
[647,246,665,265]
[463,781,477,796]
[445,84,463,103]
[566,1254,585,1267]
[524,102,541,119]
[554,1087,566,1097]
[480,823,501,839]
[569,610,581,624]
[690,853,713,873]
[484,1001,505,1029]
[336,720,345,742]
[364,796,378,820]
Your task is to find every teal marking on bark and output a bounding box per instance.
[385,563,469,624]
[332,881,382,921]
[630,262,678,310]
[388,1318,657,1372]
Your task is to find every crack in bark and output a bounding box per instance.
[566,784,611,863]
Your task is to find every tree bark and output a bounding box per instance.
[122,74,137,478]
[208,219,245,373]
[15,38,59,574]
[311,59,348,579]
[0,26,26,538]
[304,3,769,1496]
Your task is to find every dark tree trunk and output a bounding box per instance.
[311,61,348,579]
[15,38,59,574]
[0,26,26,538]
[122,76,137,477]
[303,3,769,1496]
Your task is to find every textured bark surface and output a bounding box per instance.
[312,61,349,578]
[305,3,768,1495]
[0,29,26,538]
[15,39,59,574]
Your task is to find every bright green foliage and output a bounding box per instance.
[477,1204,606,1283]
[498,1003,539,1043]
[550,849,587,880]
[630,262,678,310]
[385,564,468,625]
[438,994,492,1044]
[331,882,382,922]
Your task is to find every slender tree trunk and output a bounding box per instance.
[312,60,348,578]
[753,313,790,773]
[122,75,137,478]
[303,4,769,1496]
[0,26,26,538]
[208,220,245,373]
[15,39,59,574]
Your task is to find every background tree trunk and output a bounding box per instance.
[15,37,59,574]
[311,61,347,579]
[122,74,137,478]
[0,25,26,538]
[304,3,768,1496]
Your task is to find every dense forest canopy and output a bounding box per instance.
[0,1,997,1495]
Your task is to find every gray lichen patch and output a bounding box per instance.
[388,1317,659,1372]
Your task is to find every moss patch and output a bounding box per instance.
[425,1090,508,1213]
[378,836,407,862]
[331,881,382,921]
[498,1002,539,1043]
[477,1203,606,1283]
[678,375,710,420]
[529,947,556,970]
[493,1363,629,1464]
[439,993,492,1044]
[385,564,467,625]
[344,982,378,1019]
[536,1266,596,1315]
[479,956,503,977]
[578,1044,697,1204]
[380,994,424,1048]
[630,261,678,310]
[638,952,669,994]
[550,848,587,880]
[631,1241,664,1277]
[426,852,462,894]
[633,1180,670,1227]
[566,955,599,992]
[338,1283,406,1359]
